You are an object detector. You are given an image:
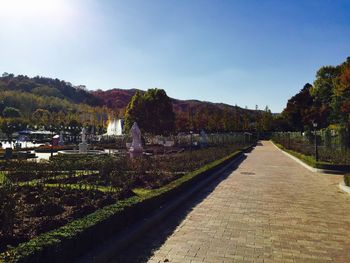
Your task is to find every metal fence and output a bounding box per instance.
[272,131,350,165]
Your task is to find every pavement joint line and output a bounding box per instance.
[77,149,248,263]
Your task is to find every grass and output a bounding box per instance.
[272,141,330,168]
[132,187,152,197]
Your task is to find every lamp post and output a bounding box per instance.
[190,130,193,152]
[313,122,318,162]
[49,125,54,158]
[288,131,291,149]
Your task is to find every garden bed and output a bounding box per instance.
[0,144,253,263]
[0,185,130,253]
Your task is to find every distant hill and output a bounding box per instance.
[91,88,141,109]
[0,73,102,106]
[0,74,265,132]
[92,88,258,117]
[0,74,259,116]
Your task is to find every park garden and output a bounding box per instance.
[0,86,254,262]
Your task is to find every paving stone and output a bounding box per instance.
[110,141,350,262]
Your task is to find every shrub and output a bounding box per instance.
[345,174,350,187]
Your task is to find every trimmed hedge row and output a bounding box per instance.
[272,141,350,171]
[0,147,250,263]
[345,175,350,187]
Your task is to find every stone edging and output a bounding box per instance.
[271,141,344,175]
[77,149,248,263]
[339,180,350,194]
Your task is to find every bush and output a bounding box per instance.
[0,145,251,263]
[345,174,350,187]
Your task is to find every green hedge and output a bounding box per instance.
[345,175,350,187]
[0,146,250,263]
[272,141,350,171]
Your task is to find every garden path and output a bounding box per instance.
[110,141,350,263]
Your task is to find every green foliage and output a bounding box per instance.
[0,178,17,238]
[344,174,350,187]
[32,86,63,99]
[280,57,350,131]
[272,134,350,167]
[124,88,175,134]
[0,146,249,263]
[282,83,313,131]
[2,107,21,118]
[0,118,27,140]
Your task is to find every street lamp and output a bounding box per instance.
[190,130,193,152]
[313,121,318,162]
[49,125,54,158]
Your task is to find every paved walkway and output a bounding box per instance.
[111,141,350,263]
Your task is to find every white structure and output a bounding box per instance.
[59,131,64,146]
[107,119,123,136]
[129,122,143,157]
[200,130,208,147]
[79,128,88,153]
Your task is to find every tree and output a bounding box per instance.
[0,118,27,141]
[331,57,350,124]
[282,83,314,131]
[2,107,21,118]
[261,106,273,131]
[124,89,175,135]
[32,109,52,126]
[124,91,145,132]
[312,66,341,126]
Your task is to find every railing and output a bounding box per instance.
[272,131,350,165]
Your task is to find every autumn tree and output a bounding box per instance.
[124,89,175,135]
[282,83,314,131]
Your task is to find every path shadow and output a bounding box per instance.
[111,154,248,263]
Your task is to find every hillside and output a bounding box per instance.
[0,73,102,106]
[0,73,267,131]
[92,88,258,116]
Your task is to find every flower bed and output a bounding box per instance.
[0,184,128,253]
[0,143,252,262]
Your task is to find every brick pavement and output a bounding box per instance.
[110,141,350,263]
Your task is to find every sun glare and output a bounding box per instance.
[0,0,75,26]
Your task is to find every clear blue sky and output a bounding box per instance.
[0,0,350,112]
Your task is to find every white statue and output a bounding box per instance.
[81,127,86,143]
[59,131,64,146]
[129,122,143,157]
[200,130,208,147]
[79,127,88,153]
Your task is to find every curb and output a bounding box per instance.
[271,142,344,175]
[77,148,249,263]
[339,180,350,194]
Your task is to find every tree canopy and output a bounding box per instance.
[124,89,175,134]
[281,56,350,131]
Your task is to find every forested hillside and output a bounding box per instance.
[0,73,273,133]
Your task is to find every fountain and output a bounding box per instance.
[106,119,123,136]
[129,122,143,158]
[58,128,106,156]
